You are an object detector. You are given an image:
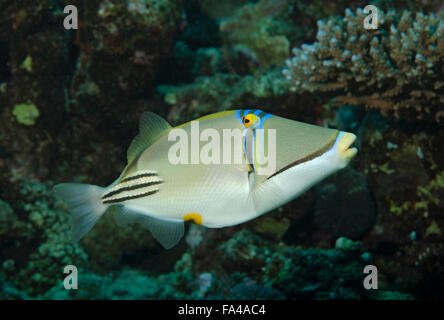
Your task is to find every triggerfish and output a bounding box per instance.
[54,109,357,249]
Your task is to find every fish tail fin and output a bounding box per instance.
[53,183,108,242]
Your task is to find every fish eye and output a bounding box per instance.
[242,114,259,128]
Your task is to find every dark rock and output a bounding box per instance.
[313,168,377,240]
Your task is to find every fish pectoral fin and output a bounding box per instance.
[249,177,285,213]
[113,206,184,249]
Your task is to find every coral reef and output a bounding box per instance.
[0,0,183,182]
[283,9,444,122]
[70,0,183,98]
[160,68,291,124]
[213,230,413,299]
[0,178,88,296]
[349,112,444,298]
[219,0,291,69]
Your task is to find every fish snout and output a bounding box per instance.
[337,132,358,160]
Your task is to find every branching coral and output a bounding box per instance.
[283,9,444,122]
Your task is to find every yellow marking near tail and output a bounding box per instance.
[183,213,203,225]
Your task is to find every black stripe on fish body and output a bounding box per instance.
[102,189,160,204]
[101,180,163,200]
[120,172,158,183]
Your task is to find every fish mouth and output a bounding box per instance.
[337,132,357,160]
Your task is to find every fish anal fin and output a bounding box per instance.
[113,206,184,249]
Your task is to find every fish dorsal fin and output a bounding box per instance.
[127,112,172,164]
